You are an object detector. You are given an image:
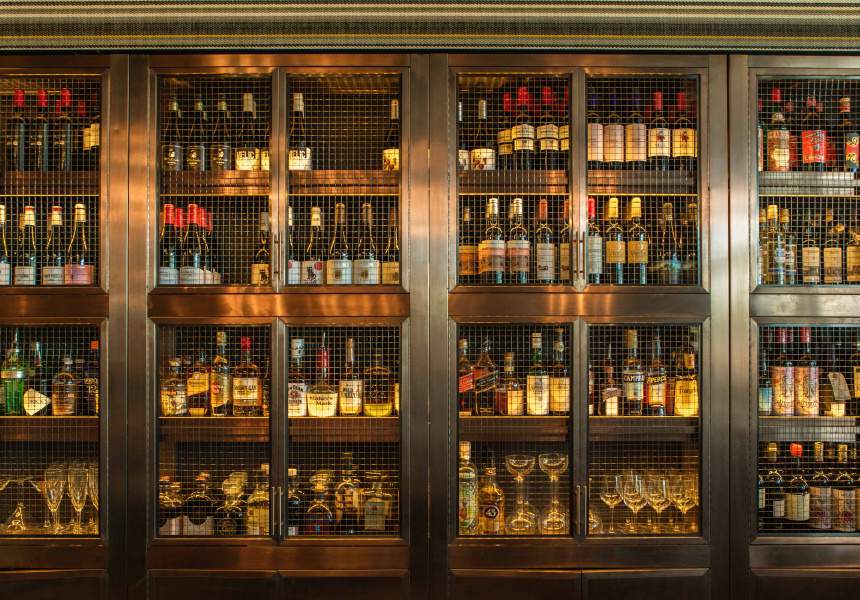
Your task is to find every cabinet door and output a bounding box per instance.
[450,569,581,600]
[582,568,709,599]
[0,569,105,600]
[752,569,860,600]
[281,573,408,600]
[149,570,278,600]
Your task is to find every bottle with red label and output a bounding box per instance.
[647,90,671,171]
[801,94,827,172]
[457,338,475,416]
[771,327,795,416]
[794,327,819,416]
[766,87,790,173]
[838,96,859,173]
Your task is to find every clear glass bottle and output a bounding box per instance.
[600,343,621,416]
[382,98,400,171]
[303,475,334,535]
[495,352,523,416]
[534,198,555,283]
[288,338,308,417]
[479,197,504,285]
[586,196,603,285]
[66,203,93,285]
[251,211,271,286]
[338,338,363,416]
[42,205,65,286]
[604,197,625,285]
[15,206,37,286]
[301,206,325,285]
[160,358,187,417]
[210,331,231,416]
[364,352,394,417]
[780,208,797,285]
[458,206,478,283]
[23,341,50,416]
[458,441,478,535]
[49,355,78,416]
[549,328,570,415]
[232,336,261,417]
[526,332,549,416]
[334,452,361,534]
[1,330,27,415]
[659,202,682,286]
[327,202,352,285]
[184,472,216,536]
[286,205,301,285]
[505,197,530,284]
[307,332,338,417]
[245,464,271,536]
[823,208,844,284]
[354,202,380,285]
[363,471,392,533]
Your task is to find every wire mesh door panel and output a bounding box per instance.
[754,77,860,288]
[285,324,402,537]
[0,324,101,537]
[156,74,272,288]
[0,75,102,287]
[456,73,572,287]
[285,74,402,288]
[587,323,702,537]
[455,323,572,538]
[585,75,701,287]
[156,324,272,538]
[756,324,860,536]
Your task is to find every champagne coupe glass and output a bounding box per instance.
[598,474,623,534]
[504,454,537,535]
[67,463,89,535]
[668,474,695,532]
[87,463,99,534]
[44,465,66,535]
[620,473,647,534]
[538,453,569,535]
[645,475,672,534]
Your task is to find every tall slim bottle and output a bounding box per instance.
[42,206,65,286]
[645,333,667,416]
[800,211,821,284]
[470,98,496,171]
[473,338,497,416]
[672,91,698,172]
[780,208,797,285]
[624,90,647,169]
[4,89,26,172]
[286,205,300,285]
[496,92,513,170]
[301,206,324,285]
[15,206,37,286]
[363,351,394,417]
[622,329,645,415]
[232,337,262,417]
[512,86,535,170]
[66,203,93,285]
[823,208,844,284]
[559,199,571,284]
[162,95,183,171]
[458,338,475,417]
[586,92,603,170]
[801,94,827,172]
[338,338,363,416]
[288,338,307,417]
[288,92,311,171]
[603,92,624,168]
[354,202,380,285]
[526,332,549,416]
[52,88,73,171]
[458,206,478,284]
[505,198,529,284]
[537,86,560,170]
[458,442,479,535]
[327,203,352,285]
[185,96,207,172]
[0,205,9,285]
[479,197,504,285]
[28,89,49,172]
[251,211,270,286]
[771,328,795,416]
[647,90,671,171]
[795,327,819,416]
[586,197,603,285]
[209,331,230,416]
[626,197,648,285]
[534,199,555,283]
[382,98,400,171]
[604,197,625,285]
[210,94,232,170]
[382,205,400,285]
[159,203,180,285]
[549,328,570,415]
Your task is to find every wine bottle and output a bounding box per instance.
[534,198,555,283]
[251,211,271,286]
[647,90,671,171]
[236,92,260,171]
[0,204,10,285]
[353,202,380,285]
[672,91,697,172]
[161,95,183,172]
[457,100,470,171]
[42,205,66,286]
[626,197,648,285]
[512,86,535,170]
[159,203,180,285]
[505,197,529,284]
[326,202,352,285]
[586,196,603,285]
[301,206,324,285]
[767,87,790,173]
[14,206,37,286]
[382,98,400,171]
[537,86,560,170]
[210,93,232,170]
[178,203,205,285]
[65,203,94,284]
[87,91,101,170]
[603,92,624,169]
[4,89,26,172]
[52,88,73,171]
[288,92,311,171]
[496,92,513,170]
[185,96,207,172]
[801,93,827,172]
[586,91,603,170]
[838,95,859,173]
[559,199,571,283]
[479,197,504,285]
[28,89,49,172]
[625,90,647,169]
[382,205,400,285]
[470,98,496,171]
[604,197,625,285]
[286,205,301,285]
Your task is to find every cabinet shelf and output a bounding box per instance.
[588,416,699,441]
[587,169,697,195]
[458,170,567,196]
[160,170,270,197]
[159,416,270,443]
[758,415,860,443]
[459,416,569,443]
[758,171,858,197]
[0,171,99,196]
[289,416,400,443]
[0,416,99,443]
[158,416,402,443]
[288,170,400,196]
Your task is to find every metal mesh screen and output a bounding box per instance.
[0,76,101,287]
[286,74,401,287]
[756,77,860,287]
[586,76,700,287]
[157,74,272,287]
[455,323,571,537]
[757,324,860,535]
[587,323,702,536]
[0,324,100,537]
[286,325,401,536]
[156,324,271,537]
[456,73,571,286]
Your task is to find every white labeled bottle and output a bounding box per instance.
[65,203,94,285]
[288,337,308,417]
[382,205,400,285]
[232,336,262,417]
[338,337,363,416]
[301,206,324,285]
[353,202,380,285]
[42,206,66,285]
[534,198,555,282]
[326,202,352,285]
[307,332,338,417]
[250,211,271,286]
[14,206,37,286]
[526,332,549,415]
[549,328,570,414]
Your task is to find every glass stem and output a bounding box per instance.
[516,476,526,513]
[51,508,61,533]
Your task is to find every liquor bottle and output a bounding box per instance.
[257,97,270,172]
[49,355,77,416]
[288,92,311,171]
[771,328,795,416]
[495,352,523,416]
[549,328,569,415]
[600,343,621,416]
[470,98,496,171]
[186,350,210,417]
[1,331,27,415]
[647,90,671,171]
[496,92,513,170]
[767,87,790,172]
[76,99,91,171]
[382,98,400,171]
[681,202,699,284]
[363,471,393,532]
[286,205,301,285]
[672,91,697,172]
[214,474,246,537]
[83,340,99,415]
[233,92,259,171]
[851,337,860,415]
[381,205,400,285]
[87,91,101,170]
[23,341,50,416]
[15,206,37,286]
[603,92,624,169]
[246,211,270,286]
[626,197,648,285]
[459,206,478,284]
[473,338,497,416]
[537,86,560,170]
[303,477,334,534]
[782,208,798,285]
[209,94,232,170]
[27,89,49,172]
[196,206,213,284]
[458,441,479,535]
[160,358,188,416]
[759,345,774,416]
[0,205,8,286]
[645,333,667,416]
[674,327,700,417]
[457,99,470,171]
[505,197,529,284]
[178,203,204,285]
[232,336,261,417]
[794,327,819,417]
[364,351,394,417]
[800,211,821,284]
[458,338,475,417]
[158,203,180,285]
[832,444,856,532]
[585,196,603,285]
[286,467,304,536]
[559,199,571,284]
[301,206,325,285]
[245,464,271,536]
[784,443,810,527]
[334,453,361,534]
[162,95,183,172]
[624,90,647,169]
[808,441,832,530]
[801,94,827,171]
[848,213,860,284]
[477,464,505,535]
[512,85,535,170]
[354,202,380,285]
[761,442,785,531]
[657,202,682,285]
[42,206,66,286]
[209,330,231,416]
[558,86,570,169]
[588,358,596,416]
[757,207,769,286]
[4,89,26,172]
[185,96,207,172]
[66,203,93,285]
[479,197,504,285]
[52,88,73,171]
[765,204,785,286]
[526,332,549,416]
[621,329,644,416]
[586,91,603,170]
[604,197,625,285]
[822,208,844,284]
[338,338,363,416]
[786,93,802,171]
[307,332,337,417]
[534,199,555,283]
[325,203,351,285]
[184,472,216,535]
[838,96,859,173]
[287,338,308,417]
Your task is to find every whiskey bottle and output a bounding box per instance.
[354,202,380,285]
[512,85,535,170]
[526,332,549,416]
[586,91,603,170]
[215,474,246,537]
[159,203,180,285]
[600,343,621,416]
[549,328,570,415]
[477,464,505,535]
[766,203,784,286]
[382,98,400,171]
[832,444,856,532]
[1,331,26,415]
[847,214,860,284]
[822,208,844,284]
[23,341,50,416]
[458,441,479,535]
[457,100,470,171]
[303,476,334,535]
[302,206,325,285]
[473,338,498,416]
[184,472,216,536]
[363,471,393,532]
[470,98,496,171]
[52,88,73,171]
[757,207,769,285]
[604,197,625,285]
[622,329,645,416]
[286,205,301,285]
[50,355,77,416]
[624,90,647,169]
[800,211,821,284]
[187,351,211,417]
[160,358,188,416]
[288,92,311,171]
[586,196,603,285]
[246,464,271,536]
[603,92,624,168]
[307,332,338,417]
[209,330,231,416]
[457,338,475,417]
[771,328,795,416]
[767,87,790,172]
[672,91,697,172]
[185,96,207,172]
[838,96,859,172]
[674,326,700,417]
[559,199,571,284]
[338,337,363,416]
[479,197,504,285]
[4,89,26,172]
[781,208,798,285]
[15,206,37,286]
[161,95,183,172]
[334,453,361,534]
[497,92,513,170]
[801,94,827,171]
[326,203,352,285]
[534,198,555,283]
[287,338,308,417]
[28,89,49,172]
[66,203,94,285]
[626,197,648,285]
[210,94,232,170]
[232,336,262,416]
[458,206,478,283]
[645,333,667,416]
[179,203,205,285]
[0,205,9,286]
[794,327,819,417]
[505,197,529,284]
[558,86,570,168]
[364,352,394,417]
[784,443,810,527]
[42,206,66,286]
[286,467,304,536]
[382,205,400,285]
[537,86,560,170]
[759,345,774,416]
[647,90,671,171]
[496,352,523,416]
[761,442,785,531]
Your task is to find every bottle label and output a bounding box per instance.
[458,372,474,394]
[469,148,496,171]
[505,389,524,416]
[535,242,555,281]
[232,377,260,408]
[497,128,512,145]
[478,240,505,277]
[587,235,603,275]
[772,498,785,519]
[624,123,647,162]
[353,259,380,284]
[89,123,100,149]
[23,389,50,416]
[300,260,324,285]
[559,242,571,282]
[802,130,827,164]
[854,366,860,399]
[159,266,179,285]
[458,477,478,534]
[794,366,819,416]
[674,377,699,416]
[606,240,626,264]
[505,239,530,275]
[287,259,301,285]
[179,266,206,285]
[307,390,338,417]
[210,373,230,412]
[210,143,232,170]
[603,124,624,163]
[757,125,764,172]
[647,127,671,158]
[41,266,64,286]
[672,127,697,158]
[758,485,766,510]
[82,124,91,152]
[758,386,773,415]
[801,247,820,284]
[246,505,270,536]
[587,123,604,163]
[13,265,36,286]
[287,148,311,171]
[259,149,270,172]
[186,145,205,172]
[833,488,856,532]
[600,386,619,416]
[236,148,261,171]
[771,365,795,415]
[459,245,478,276]
[161,144,182,171]
[846,131,859,170]
[339,380,364,415]
[458,149,471,170]
[823,247,843,284]
[187,372,209,398]
[786,491,811,522]
[767,129,791,172]
[847,246,860,283]
[549,376,570,413]
[627,240,648,265]
[559,124,570,152]
[526,374,550,415]
[511,124,535,151]
[251,263,270,286]
[539,136,560,152]
[160,389,186,416]
[536,123,559,141]
[0,263,9,285]
[326,259,353,285]
[382,148,400,171]
[287,381,308,417]
[623,370,645,405]
[809,486,832,530]
[382,260,400,285]
[646,374,667,408]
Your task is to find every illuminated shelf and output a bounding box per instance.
[289,416,400,443]
[458,170,567,195]
[587,169,697,195]
[0,171,99,196]
[459,416,569,443]
[0,416,99,443]
[160,170,270,196]
[759,415,860,443]
[288,169,399,196]
[588,416,699,441]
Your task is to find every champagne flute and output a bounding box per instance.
[620,473,647,534]
[87,463,99,534]
[67,463,89,535]
[44,465,66,535]
[598,474,623,534]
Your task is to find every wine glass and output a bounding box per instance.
[620,473,647,534]
[668,474,695,532]
[598,474,623,534]
[67,463,89,535]
[87,463,99,534]
[44,465,66,535]
[645,475,672,534]
[30,479,51,530]
[504,454,537,535]
[538,453,569,535]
